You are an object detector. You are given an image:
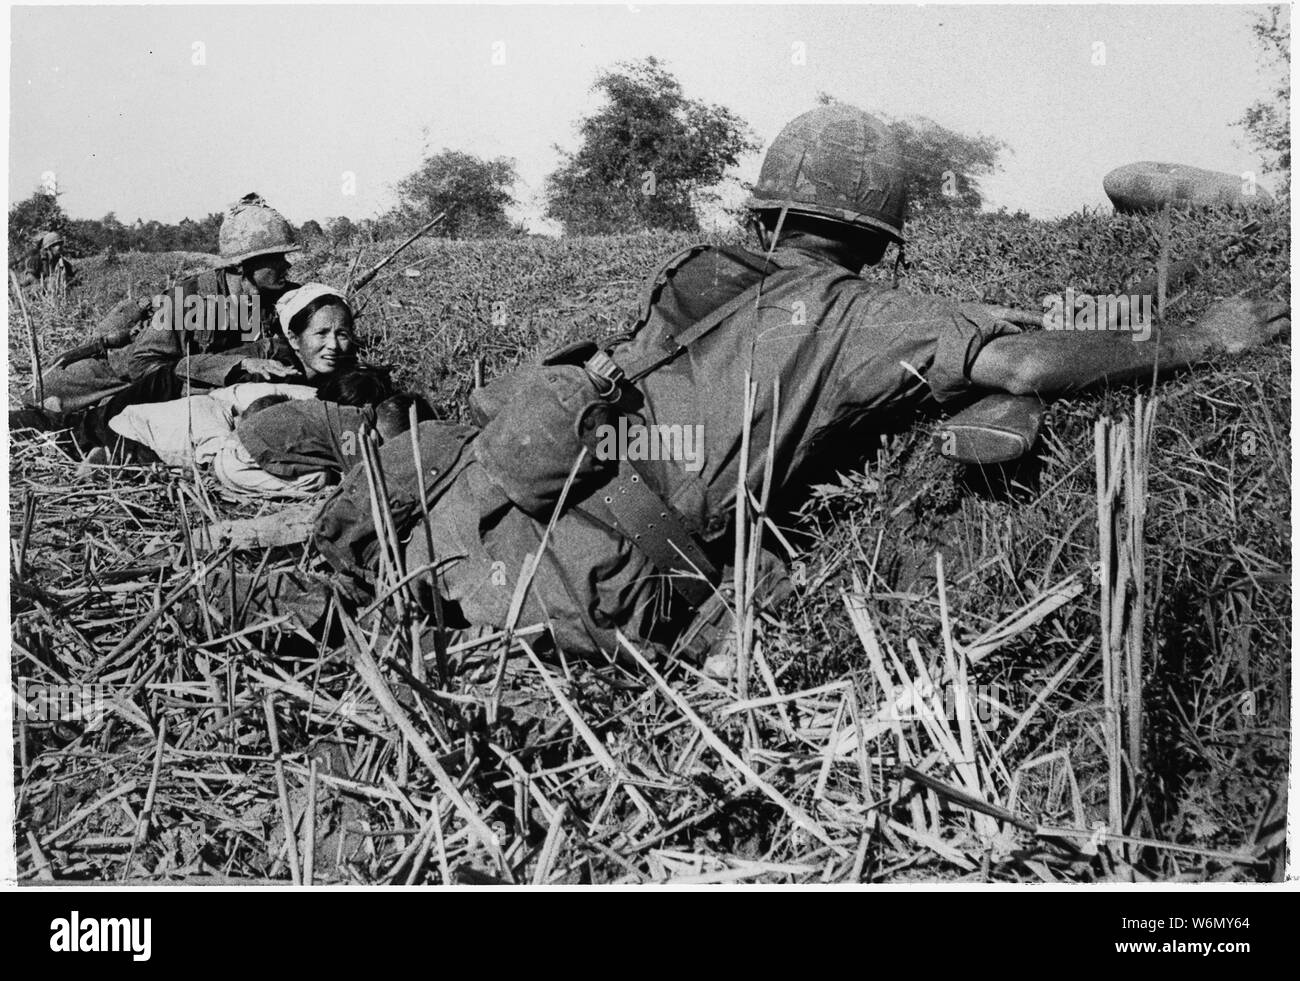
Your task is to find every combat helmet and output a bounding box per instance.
[219,193,300,266]
[747,105,909,243]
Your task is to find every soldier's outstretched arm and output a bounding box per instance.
[969,296,1288,398]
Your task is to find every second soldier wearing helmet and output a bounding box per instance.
[29,193,305,416]
[126,192,304,385]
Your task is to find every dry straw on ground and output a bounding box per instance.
[8,205,1290,883]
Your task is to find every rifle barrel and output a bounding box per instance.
[347,212,446,296]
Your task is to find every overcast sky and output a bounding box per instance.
[7,3,1286,232]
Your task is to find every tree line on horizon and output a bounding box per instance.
[9,9,1289,259]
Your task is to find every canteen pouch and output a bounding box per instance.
[473,365,618,518]
[468,340,600,426]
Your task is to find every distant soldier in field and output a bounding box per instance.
[315,105,1288,667]
[27,193,304,415]
[18,231,78,291]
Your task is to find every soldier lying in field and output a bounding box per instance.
[308,105,1287,669]
[28,195,306,416]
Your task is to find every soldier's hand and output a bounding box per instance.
[1195,296,1289,357]
[239,357,299,379]
[982,305,1042,328]
[52,343,102,369]
[94,296,151,347]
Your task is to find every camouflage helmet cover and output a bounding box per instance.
[40,231,64,249]
[219,192,300,266]
[746,105,909,243]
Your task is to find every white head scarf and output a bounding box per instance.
[275,283,348,333]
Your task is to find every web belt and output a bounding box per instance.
[600,464,718,609]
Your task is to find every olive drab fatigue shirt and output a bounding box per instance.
[602,244,1018,541]
[34,272,300,415]
[127,271,300,387]
[326,244,1017,662]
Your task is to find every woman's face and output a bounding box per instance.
[290,305,356,378]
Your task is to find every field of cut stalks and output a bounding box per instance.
[8,203,1290,883]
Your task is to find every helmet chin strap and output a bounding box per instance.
[891,243,909,289]
[755,206,789,301]
[761,206,789,272]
